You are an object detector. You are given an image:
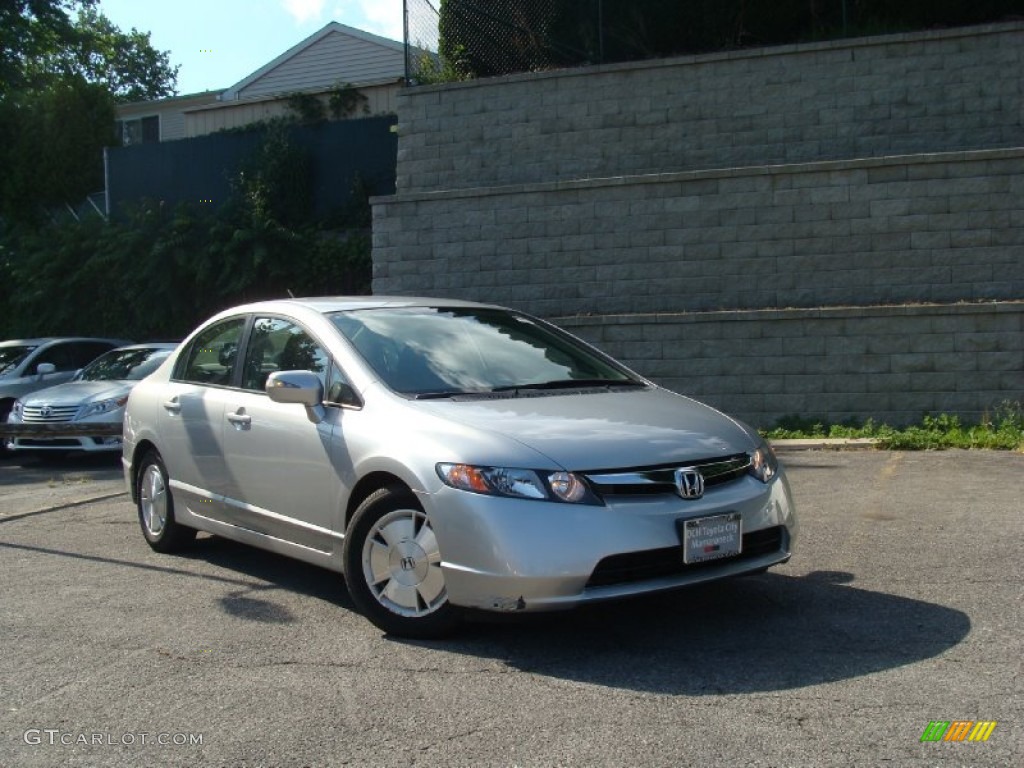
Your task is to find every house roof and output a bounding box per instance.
[115,90,223,118]
[220,21,404,101]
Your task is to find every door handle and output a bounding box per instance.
[227,410,251,429]
[162,398,181,413]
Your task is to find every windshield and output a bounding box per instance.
[329,307,639,396]
[76,348,172,382]
[0,345,36,378]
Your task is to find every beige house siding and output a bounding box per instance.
[112,23,403,142]
[184,81,401,136]
[115,92,220,142]
[231,32,404,100]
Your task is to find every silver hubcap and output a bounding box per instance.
[140,464,168,537]
[362,508,446,617]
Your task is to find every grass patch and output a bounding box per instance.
[761,401,1024,450]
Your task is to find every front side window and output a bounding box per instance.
[241,317,330,392]
[0,345,36,378]
[177,318,246,386]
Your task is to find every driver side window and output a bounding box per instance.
[241,317,329,392]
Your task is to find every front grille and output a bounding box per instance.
[18,438,81,447]
[586,526,786,588]
[584,453,751,497]
[21,405,79,423]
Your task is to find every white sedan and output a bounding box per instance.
[122,298,796,637]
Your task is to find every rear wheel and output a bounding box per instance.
[137,451,196,553]
[343,486,459,638]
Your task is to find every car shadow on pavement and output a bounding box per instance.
[415,570,971,695]
[178,535,356,614]
[146,536,971,695]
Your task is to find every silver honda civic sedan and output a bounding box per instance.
[123,297,796,637]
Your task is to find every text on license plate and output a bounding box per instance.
[682,512,742,564]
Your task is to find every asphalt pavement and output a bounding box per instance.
[0,449,1021,767]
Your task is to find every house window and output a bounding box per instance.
[119,115,159,145]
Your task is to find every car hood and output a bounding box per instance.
[416,387,757,471]
[21,380,132,407]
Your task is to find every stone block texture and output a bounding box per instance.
[393,24,1024,193]
[556,304,1024,428]
[373,23,1024,426]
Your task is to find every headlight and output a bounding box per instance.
[749,440,779,483]
[79,395,129,419]
[436,463,599,504]
[10,400,23,420]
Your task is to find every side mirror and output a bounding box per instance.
[36,362,56,378]
[266,370,325,424]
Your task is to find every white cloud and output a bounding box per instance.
[282,0,326,25]
[333,0,405,42]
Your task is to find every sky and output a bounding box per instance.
[97,0,407,97]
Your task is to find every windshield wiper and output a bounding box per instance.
[411,390,463,400]
[411,390,497,400]
[491,379,644,393]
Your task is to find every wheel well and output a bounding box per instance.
[345,472,412,529]
[128,440,159,503]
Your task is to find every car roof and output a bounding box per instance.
[107,342,179,352]
[0,337,130,347]
[221,296,504,315]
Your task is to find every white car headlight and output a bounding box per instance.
[436,463,598,504]
[10,400,23,420]
[79,395,129,419]
[749,440,779,483]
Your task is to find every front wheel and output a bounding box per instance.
[137,451,196,553]
[343,486,459,638]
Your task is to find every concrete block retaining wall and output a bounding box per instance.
[373,23,1024,426]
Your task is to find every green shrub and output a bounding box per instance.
[762,403,1024,450]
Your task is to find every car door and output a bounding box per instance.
[156,317,246,519]
[219,316,347,553]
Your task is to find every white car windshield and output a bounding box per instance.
[76,348,172,382]
[330,307,641,397]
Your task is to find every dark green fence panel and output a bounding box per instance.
[106,115,397,217]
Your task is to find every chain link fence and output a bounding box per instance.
[404,0,1022,84]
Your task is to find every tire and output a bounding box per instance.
[136,451,196,553]
[342,486,459,638]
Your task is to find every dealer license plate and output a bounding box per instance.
[681,512,742,564]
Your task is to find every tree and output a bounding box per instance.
[0,0,84,99]
[0,0,177,223]
[34,5,179,103]
[0,77,116,222]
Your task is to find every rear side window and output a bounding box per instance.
[176,318,246,386]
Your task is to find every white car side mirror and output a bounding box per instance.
[266,370,325,424]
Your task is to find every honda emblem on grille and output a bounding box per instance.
[40,405,52,419]
[674,467,705,500]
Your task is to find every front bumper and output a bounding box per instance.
[421,469,797,613]
[2,419,124,452]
